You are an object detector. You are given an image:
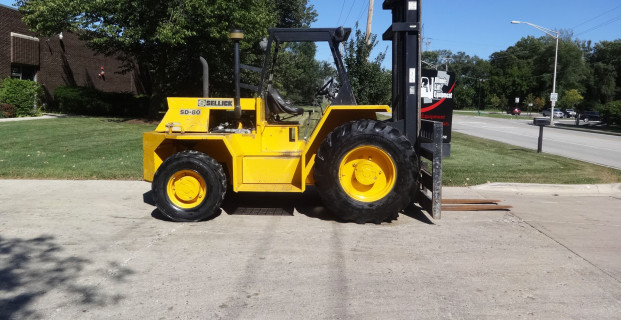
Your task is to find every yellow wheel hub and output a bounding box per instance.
[339,146,396,202]
[167,170,207,209]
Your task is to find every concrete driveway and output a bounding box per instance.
[1,180,620,319]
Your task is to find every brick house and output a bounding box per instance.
[0,4,141,103]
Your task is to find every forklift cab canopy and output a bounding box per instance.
[258,28,357,106]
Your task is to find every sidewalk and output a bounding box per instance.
[0,113,68,122]
[470,182,621,195]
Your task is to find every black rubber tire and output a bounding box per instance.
[152,150,227,222]
[314,119,418,224]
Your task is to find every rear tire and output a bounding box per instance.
[314,120,417,223]
[153,150,227,222]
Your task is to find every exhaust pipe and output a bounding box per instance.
[229,29,244,119]
[199,56,209,97]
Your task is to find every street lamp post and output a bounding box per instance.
[511,20,559,126]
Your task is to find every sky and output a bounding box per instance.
[309,0,621,60]
[2,0,620,61]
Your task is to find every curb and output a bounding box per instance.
[543,123,621,137]
[469,182,621,195]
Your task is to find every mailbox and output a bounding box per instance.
[533,117,551,126]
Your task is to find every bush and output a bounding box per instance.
[577,100,601,113]
[105,92,150,117]
[53,86,110,115]
[0,78,43,117]
[53,86,149,117]
[599,100,621,125]
[0,103,17,118]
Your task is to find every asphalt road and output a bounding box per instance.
[452,114,621,170]
[1,180,620,319]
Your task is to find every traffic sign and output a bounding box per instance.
[550,93,558,102]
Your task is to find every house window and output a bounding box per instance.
[10,65,37,81]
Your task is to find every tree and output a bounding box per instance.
[16,0,317,116]
[423,49,491,109]
[488,95,501,110]
[585,40,621,104]
[599,100,621,124]
[588,62,617,104]
[489,36,544,105]
[559,89,583,110]
[272,42,335,105]
[533,97,546,112]
[274,0,317,28]
[524,93,536,113]
[454,84,475,109]
[343,26,391,105]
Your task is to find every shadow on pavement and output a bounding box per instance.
[150,208,223,222]
[143,190,156,206]
[0,235,132,319]
[294,187,345,223]
[222,192,297,216]
[144,187,433,224]
[400,204,435,225]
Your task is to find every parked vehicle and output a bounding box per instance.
[563,108,576,118]
[511,107,521,115]
[579,111,600,122]
[542,108,564,118]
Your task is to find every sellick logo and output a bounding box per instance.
[197,99,234,107]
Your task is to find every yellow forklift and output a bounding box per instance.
[143,0,442,223]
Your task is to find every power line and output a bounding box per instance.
[575,14,621,36]
[355,0,369,26]
[571,3,621,29]
[427,37,506,49]
[336,0,347,26]
[342,0,359,27]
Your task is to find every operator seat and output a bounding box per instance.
[267,88,304,116]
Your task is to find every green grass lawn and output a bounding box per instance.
[0,117,153,180]
[444,132,621,186]
[1,117,620,186]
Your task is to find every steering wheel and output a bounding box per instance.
[315,77,334,98]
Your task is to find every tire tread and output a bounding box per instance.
[314,119,417,223]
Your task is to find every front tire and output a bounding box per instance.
[314,120,417,223]
[153,150,227,222]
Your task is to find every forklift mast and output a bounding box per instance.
[383,0,445,219]
[382,0,422,143]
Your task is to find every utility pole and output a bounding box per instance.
[440,57,453,71]
[365,0,374,44]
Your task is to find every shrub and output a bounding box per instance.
[53,86,149,117]
[599,100,621,125]
[576,100,601,113]
[0,78,43,117]
[0,103,17,118]
[54,86,111,115]
[105,92,150,117]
